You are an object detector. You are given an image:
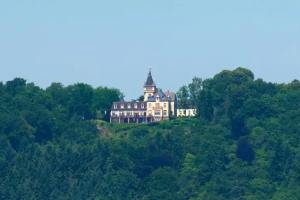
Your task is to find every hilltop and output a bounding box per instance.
[1,68,300,199]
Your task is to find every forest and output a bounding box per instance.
[1,67,300,199]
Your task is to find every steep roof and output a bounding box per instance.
[147,89,175,102]
[144,71,156,86]
[164,90,176,101]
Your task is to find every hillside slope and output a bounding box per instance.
[1,68,300,199]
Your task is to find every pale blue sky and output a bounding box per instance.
[0,0,300,99]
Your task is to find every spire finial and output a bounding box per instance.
[145,67,155,86]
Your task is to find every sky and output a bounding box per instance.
[0,0,300,99]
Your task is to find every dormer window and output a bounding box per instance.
[134,103,138,109]
[114,104,117,109]
[121,104,124,109]
[127,104,131,109]
[141,103,144,109]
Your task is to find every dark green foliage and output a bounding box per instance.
[236,137,255,163]
[138,95,144,101]
[1,68,300,199]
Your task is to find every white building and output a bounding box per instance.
[177,109,197,117]
[110,70,177,123]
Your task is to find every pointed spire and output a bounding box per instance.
[145,69,155,86]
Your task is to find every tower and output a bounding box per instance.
[144,70,156,101]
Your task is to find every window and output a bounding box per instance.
[155,111,161,116]
[121,104,124,109]
[134,103,137,109]
[127,104,131,109]
[141,103,144,109]
[163,110,167,116]
[164,103,167,107]
[114,104,117,109]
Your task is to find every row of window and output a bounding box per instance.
[114,103,145,109]
[153,110,168,116]
[112,111,168,117]
[178,109,196,116]
[114,102,169,110]
[112,111,147,116]
[148,102,168,108]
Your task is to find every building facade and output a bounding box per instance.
[110,71,177,123]
[177,109,197,117]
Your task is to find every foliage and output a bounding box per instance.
[1,68,300,199]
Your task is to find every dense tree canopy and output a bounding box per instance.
[1,68,300,199]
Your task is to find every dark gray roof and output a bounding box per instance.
[111,101,147,111]
[164,90,176,100]
[144,71,155,86]
[147,89,176,102]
